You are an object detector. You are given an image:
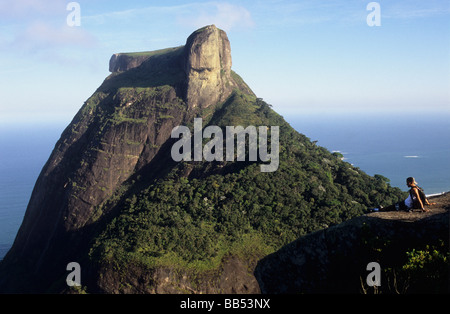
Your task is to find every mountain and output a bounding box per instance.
[0,25,406,293]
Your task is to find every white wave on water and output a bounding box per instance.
[331,150,349,161]
[426,191,448,198]
[404,155,420,158]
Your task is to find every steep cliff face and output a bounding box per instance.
[184,25,235,109]
[95,255,261,294]
[108,47,186,73]
[109,53,151,72]
[109,25,244,110]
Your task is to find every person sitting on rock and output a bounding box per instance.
[370,177,436,213]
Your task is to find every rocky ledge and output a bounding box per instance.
[254,192,450,294]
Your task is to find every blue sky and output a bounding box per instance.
[0,0,449,124]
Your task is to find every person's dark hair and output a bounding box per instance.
[406,177,415,184]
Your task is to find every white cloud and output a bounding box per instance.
[177,2,254,32]
[383,7,450,19]
[83,2,254,32]
[0,0,66,19]
[0,1,97,64]
[13,21,96,51]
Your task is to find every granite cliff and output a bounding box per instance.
[183,25,235,109]
[109,25,242,110]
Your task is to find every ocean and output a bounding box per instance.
[286,111,450,196]
[0,122,68,261]
[0,112,449,260]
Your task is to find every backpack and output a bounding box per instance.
[409,186,427,209]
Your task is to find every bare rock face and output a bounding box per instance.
[109,53,152,72]
[0,84,187,292]
[96,255,261,294]
[183,25,235,109]
[108,25,236,110]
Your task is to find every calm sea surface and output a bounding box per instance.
[286,112,450,195]
[1,112,449,260]
[0,122,67,260]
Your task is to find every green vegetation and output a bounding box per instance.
[88,91,407,278]
[361,228,449,294]
[398,242,449,293]
[79,86,185,130]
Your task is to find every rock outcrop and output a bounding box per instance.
[254,200,449,294]
[183,25,235,109]
[96,255,261,294]
[109,25,239,110]
[109,53,152,72]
